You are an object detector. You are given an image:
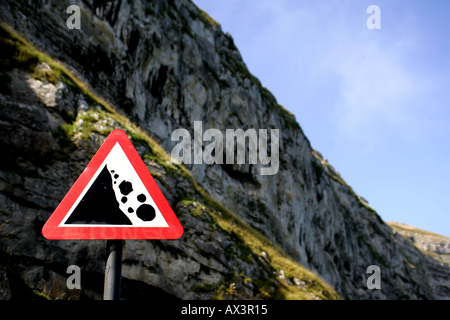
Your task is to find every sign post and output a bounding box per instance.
[42,129,183,300]
[103,240,123,300]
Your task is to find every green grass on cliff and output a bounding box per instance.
[202,197,340,300]
[0,23,340,300]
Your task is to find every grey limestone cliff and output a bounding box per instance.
[0,0,449,299]
[388,222,450,299]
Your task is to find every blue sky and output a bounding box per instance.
[194,0,450,237]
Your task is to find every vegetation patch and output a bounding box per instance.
[219,49,261,86]
[207,206,339,299]
[188,5,220,28]
[193,181,339,300]
[61,109,113,140]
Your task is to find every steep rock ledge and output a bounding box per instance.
[388,222,450,299]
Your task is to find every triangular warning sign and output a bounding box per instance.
[42,129,183,240]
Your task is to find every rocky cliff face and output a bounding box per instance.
[0,0,448,299]
[388,222,450,299]
[0,34,337,300]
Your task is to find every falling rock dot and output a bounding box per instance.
[119,181,133,195]
[121,196,127,203]
[114,174,119,179]
[111,170,115,173]
[136,204,156,222]
[137,194,146,203]
[128,207,134,213]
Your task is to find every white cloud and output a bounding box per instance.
[314,22,431,150]
[334,42,416,130]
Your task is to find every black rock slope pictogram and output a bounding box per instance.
[65,165,132,225]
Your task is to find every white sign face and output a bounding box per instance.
[60,143,169,228]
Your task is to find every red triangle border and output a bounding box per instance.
[42,129,183,240]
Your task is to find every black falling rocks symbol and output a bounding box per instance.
[66,165,158,225]
[119,180,133,195]
[114,173,156,222]
[136,204,155,221]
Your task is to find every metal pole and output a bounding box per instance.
[103,240,123,300]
